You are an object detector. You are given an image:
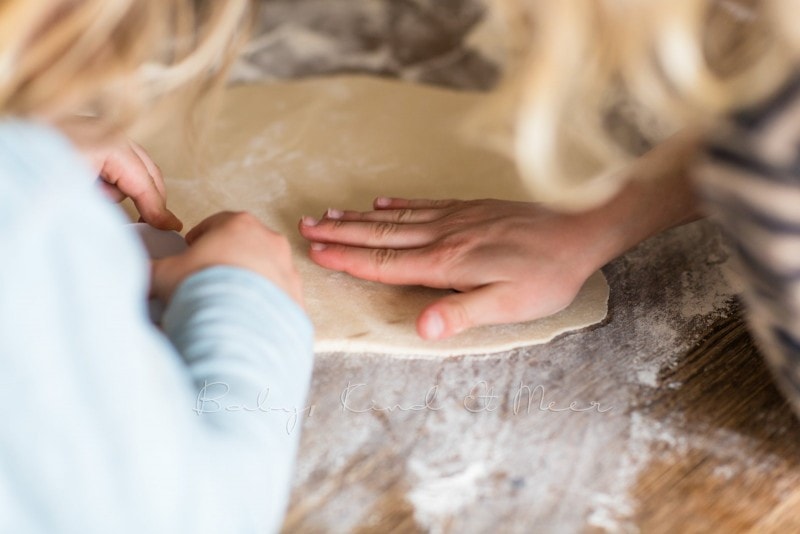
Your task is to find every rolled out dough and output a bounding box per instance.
[142,76,609,356]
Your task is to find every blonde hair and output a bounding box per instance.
[474,0,800,210]
[0,0,252,136]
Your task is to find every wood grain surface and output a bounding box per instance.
[280,220,800,533]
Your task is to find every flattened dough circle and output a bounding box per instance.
[143,76,609,357]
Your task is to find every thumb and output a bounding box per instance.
[417,284,511,340]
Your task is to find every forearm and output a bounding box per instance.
[571,131,704,273]
[162,266,314,437]
[161,266,314,531]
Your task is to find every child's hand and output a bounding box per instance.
[298,134,701,340]
[82,140,182,231]
[299,198,603,340]
[151,212,304,307]
[299,175,699,340]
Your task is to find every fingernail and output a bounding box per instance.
[302,216,318,227]
[327,208,343,219]
[169,213,183,231]
[310,242,328,251]
[375,197,391,208]
[425,311,445,339]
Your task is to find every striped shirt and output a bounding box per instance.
[695,72,800,411]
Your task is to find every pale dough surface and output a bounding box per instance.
[142,76,609,356]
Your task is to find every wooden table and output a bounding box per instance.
[281,219,800,533]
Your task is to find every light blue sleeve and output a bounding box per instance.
[0,121,314,534]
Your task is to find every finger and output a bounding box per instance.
[322,207,447,224]
[127,182,183,232]
[128,143,183,231]
[100,148,181,231]
[417,283,521,340]
[418,280,573,339]
[130,141,167,199]
[373,197,459,210]
[299,217,435,249]
[307,243,450,287]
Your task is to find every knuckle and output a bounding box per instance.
[431,199,449,207]
[239,211,259,223]
[235,211,262,228]
[429,236,471,286]
[369,247,397,271]
[438,211,470,232]
[394,209,414,223]
[434,234,468,263]
[371,221,396,240]
[227,210,249,222]
[227,212,283,242]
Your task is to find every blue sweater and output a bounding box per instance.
[0,121,314,533]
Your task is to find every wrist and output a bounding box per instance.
[569,166,702,275]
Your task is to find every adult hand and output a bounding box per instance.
[82,139,182,231]
[152,212,304,307]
